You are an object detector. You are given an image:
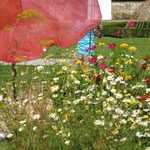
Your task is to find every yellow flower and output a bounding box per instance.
[49,107,54,110]
[83,68,90,74]
[57,71,63,75]
[120,72,126,76]
[62,53,65,57]
[126,59,132,64]
[129,46,137,52]
[79,120,83,124]
[107,104,111,107]
[75,47,79,51]
[125,75,132,80]
[98,42,105,46]
[103,108,107,111]
[88,79,91,83]
[96,109,101,114]
[115,62,120,65]
[64,114,71,118]
[130,100,136,105]
[143,115,149,119]
[120,43,128,48]
[105,68,109,72]
[64,107,70,111]
[85,105,89,109]
[4,24,14,31]
[75,61,82,65]
[125,93,131,97]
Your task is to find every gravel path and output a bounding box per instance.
[0,58,74,65]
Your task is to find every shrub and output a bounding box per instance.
[100,21,150,38]
[103,27,150,38]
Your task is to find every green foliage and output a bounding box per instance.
[0,40,150,149]
[102,21,150,38]
[103,27,150,38]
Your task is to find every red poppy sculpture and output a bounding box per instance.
[0,0,102,64]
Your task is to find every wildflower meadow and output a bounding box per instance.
[0,6,150,150]
[0,36,150,149]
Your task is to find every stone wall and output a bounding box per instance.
[112,2,143,15]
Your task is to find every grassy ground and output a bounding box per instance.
[43,36,150,59]
[0,36,150,150]
[0,37,149,85]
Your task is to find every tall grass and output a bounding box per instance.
[0,41,150,149]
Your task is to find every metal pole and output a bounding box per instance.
[12,64,17,101]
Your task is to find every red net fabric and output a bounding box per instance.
[0,0,23,31]
[0,0,102,64]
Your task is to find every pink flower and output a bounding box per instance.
[90,57,97,64]
[100,63,107,69]
[116,29,121,36]
[101,56,106,61]
[109,67,115,72]
[85,48,90,52]
[80,56,84,61]
[109,43,116,50]
[128,22,135,28]
[85,45,96,52]
[91,45,97,50]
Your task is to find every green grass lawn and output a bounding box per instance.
[0,37,150,85]
[43,36,150,59]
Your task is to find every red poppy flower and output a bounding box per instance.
[109,67,115,73]
[143,57,150,61]
[90,57,97,64]
[109,43,116,50]
[141,63,147,69]
[146,77,150,85]
[93,75,101,82]
[140,94,149,103]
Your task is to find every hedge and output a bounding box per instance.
[103,27,150,38]
[100,21,150,38]
[102,21,150,28]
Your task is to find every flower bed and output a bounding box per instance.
[0,42,150,149]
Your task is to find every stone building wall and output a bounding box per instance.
[112,2,143,15]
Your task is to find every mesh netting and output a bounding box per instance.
[0,0,23,31]
[0,0,102,64]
